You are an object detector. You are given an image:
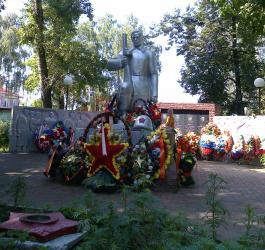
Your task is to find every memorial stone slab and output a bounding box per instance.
[10,106,98,152]
[0,212,78,242]
[213,115,265,140]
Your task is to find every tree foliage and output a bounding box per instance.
[214,0,265,40]
[0,0,5,12]
[155,0,264,114]
[20,0,96,108]
[19,0,97,108]
[3,1,161,110]
[0,14,29,93]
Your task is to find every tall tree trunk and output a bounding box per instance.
[32,0,52,108]
[232,17,243,115]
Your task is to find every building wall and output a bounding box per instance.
[0,89,19,108]
[157,103,220,121]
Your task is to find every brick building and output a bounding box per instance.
[0,88,20,109]
[157,102,220,134]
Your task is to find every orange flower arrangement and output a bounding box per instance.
[200,122,221,136]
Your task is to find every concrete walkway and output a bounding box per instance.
[1,152,265,241]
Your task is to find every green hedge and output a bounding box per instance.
[0,110,11,122]
[0,120,10,151]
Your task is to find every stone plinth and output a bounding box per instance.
[112,123,152,145]
[0,212,78,242]
[131,128,152,145]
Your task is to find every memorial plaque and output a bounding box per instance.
[174,114,185,128]
[162,110,209,134]
[182,114,197,134]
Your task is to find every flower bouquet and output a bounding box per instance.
[200,122,221,136]
[129,141,157,191]
[60,146,90,184]
[124,127,173,191]
[243,135,260,163]
[179,153,196,186]
[51,121,68,145]
[259,138,265,166]
[214,135,226,160]
[222,131,233,154]
[147,101,162,129]
[199,123,221,158]
[199,134,216,156]
[34,121,69,152]
[230,135,245,161]
[34,124,53,152]
[185,132,200,154]
[143,128,173,180]
[175,134,197,186]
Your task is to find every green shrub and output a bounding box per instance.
[31,99,43,108]
[0,203,10,223]
[204,173,228,241]
[0,120,10,151]
[73,190,235,250]
[259,154,265,167]
[8,176,27,209]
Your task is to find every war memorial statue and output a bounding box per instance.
[107,30,158,115]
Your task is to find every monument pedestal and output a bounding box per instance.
[112,123,152,145]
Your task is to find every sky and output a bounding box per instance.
[3,0,199,103]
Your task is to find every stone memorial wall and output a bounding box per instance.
[213,115,265,140]
[10,106,98,152]
[162,113,209,134]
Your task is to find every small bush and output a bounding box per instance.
[259,154,265,167]
[204,173,228,241]
[0,203,10,223]
[0,120,10,151]
[8,176,27,209]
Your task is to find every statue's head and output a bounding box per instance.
[131,30,143,48]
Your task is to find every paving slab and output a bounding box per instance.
[1,152,265,241]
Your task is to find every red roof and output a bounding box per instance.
[0,87,20,97]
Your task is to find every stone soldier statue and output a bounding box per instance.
[107,30,158,114]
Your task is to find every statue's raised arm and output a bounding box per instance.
[107,30,158,115]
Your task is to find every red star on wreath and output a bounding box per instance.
[84,124,128,180]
